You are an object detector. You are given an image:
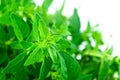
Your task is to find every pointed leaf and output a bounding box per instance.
[33,13,48,41]
[10,14,30,41]
[32,13,40,42]
[58,53,67,80]
[37,13,48,39]
[98,58,109,80]
[69,8,82,45]
[24,46,44,66]
[69,8,80,32]
[42,0,53,11]
[48,46,58,63]
[39,57,52,80]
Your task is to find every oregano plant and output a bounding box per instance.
[0,0,120,80]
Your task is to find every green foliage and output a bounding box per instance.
[0,0,119,80]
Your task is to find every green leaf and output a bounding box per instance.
[69,8,80,32]
[57,53,67,80]
[60,52,80,80]
[32,13,40,42]
[10,41,33,50]
[0,12,11,25]
[0,26,6,42]
[10,41,23,49]
[110,57,119,72]
[21,0,32,6]
[69,8,82,45]
[42,0,53,11]
[48,46,58,63]
[54,11,66,26]
[14,68,29,80]
[57,22,71,36]
[33,12,48,41]
[10,14,30,41]
[3,52,26,73]
[56,39,71,50]
[39,57,52,80]
[78,74,92,80]
[92,31,103,45]
[0,68,5,80]
[20,41,33,49]
[38,13,48,39]
[24,46,44,66]
[98,58,109,80]
[0,51,9,64]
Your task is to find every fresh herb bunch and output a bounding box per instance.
[0,0,120,80]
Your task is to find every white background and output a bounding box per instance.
[34,0,120,57]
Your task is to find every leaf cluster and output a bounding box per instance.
[0,0,120,80]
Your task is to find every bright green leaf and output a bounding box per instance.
[48,46,58,63]
[32,13,40,42]
[24,46,44,66]
[98,58,109,80]
[0,12,11,25]
[10,14,30,41]
[33,12,48,41]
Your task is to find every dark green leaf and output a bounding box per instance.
[3,52,26,73]
[39,57,52,80]
[14,68,29,80]
[0,26,6,42]
[0,69,6,80]
[0,51,9,64]
[78,74,92,80]
[60,52,80,80]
